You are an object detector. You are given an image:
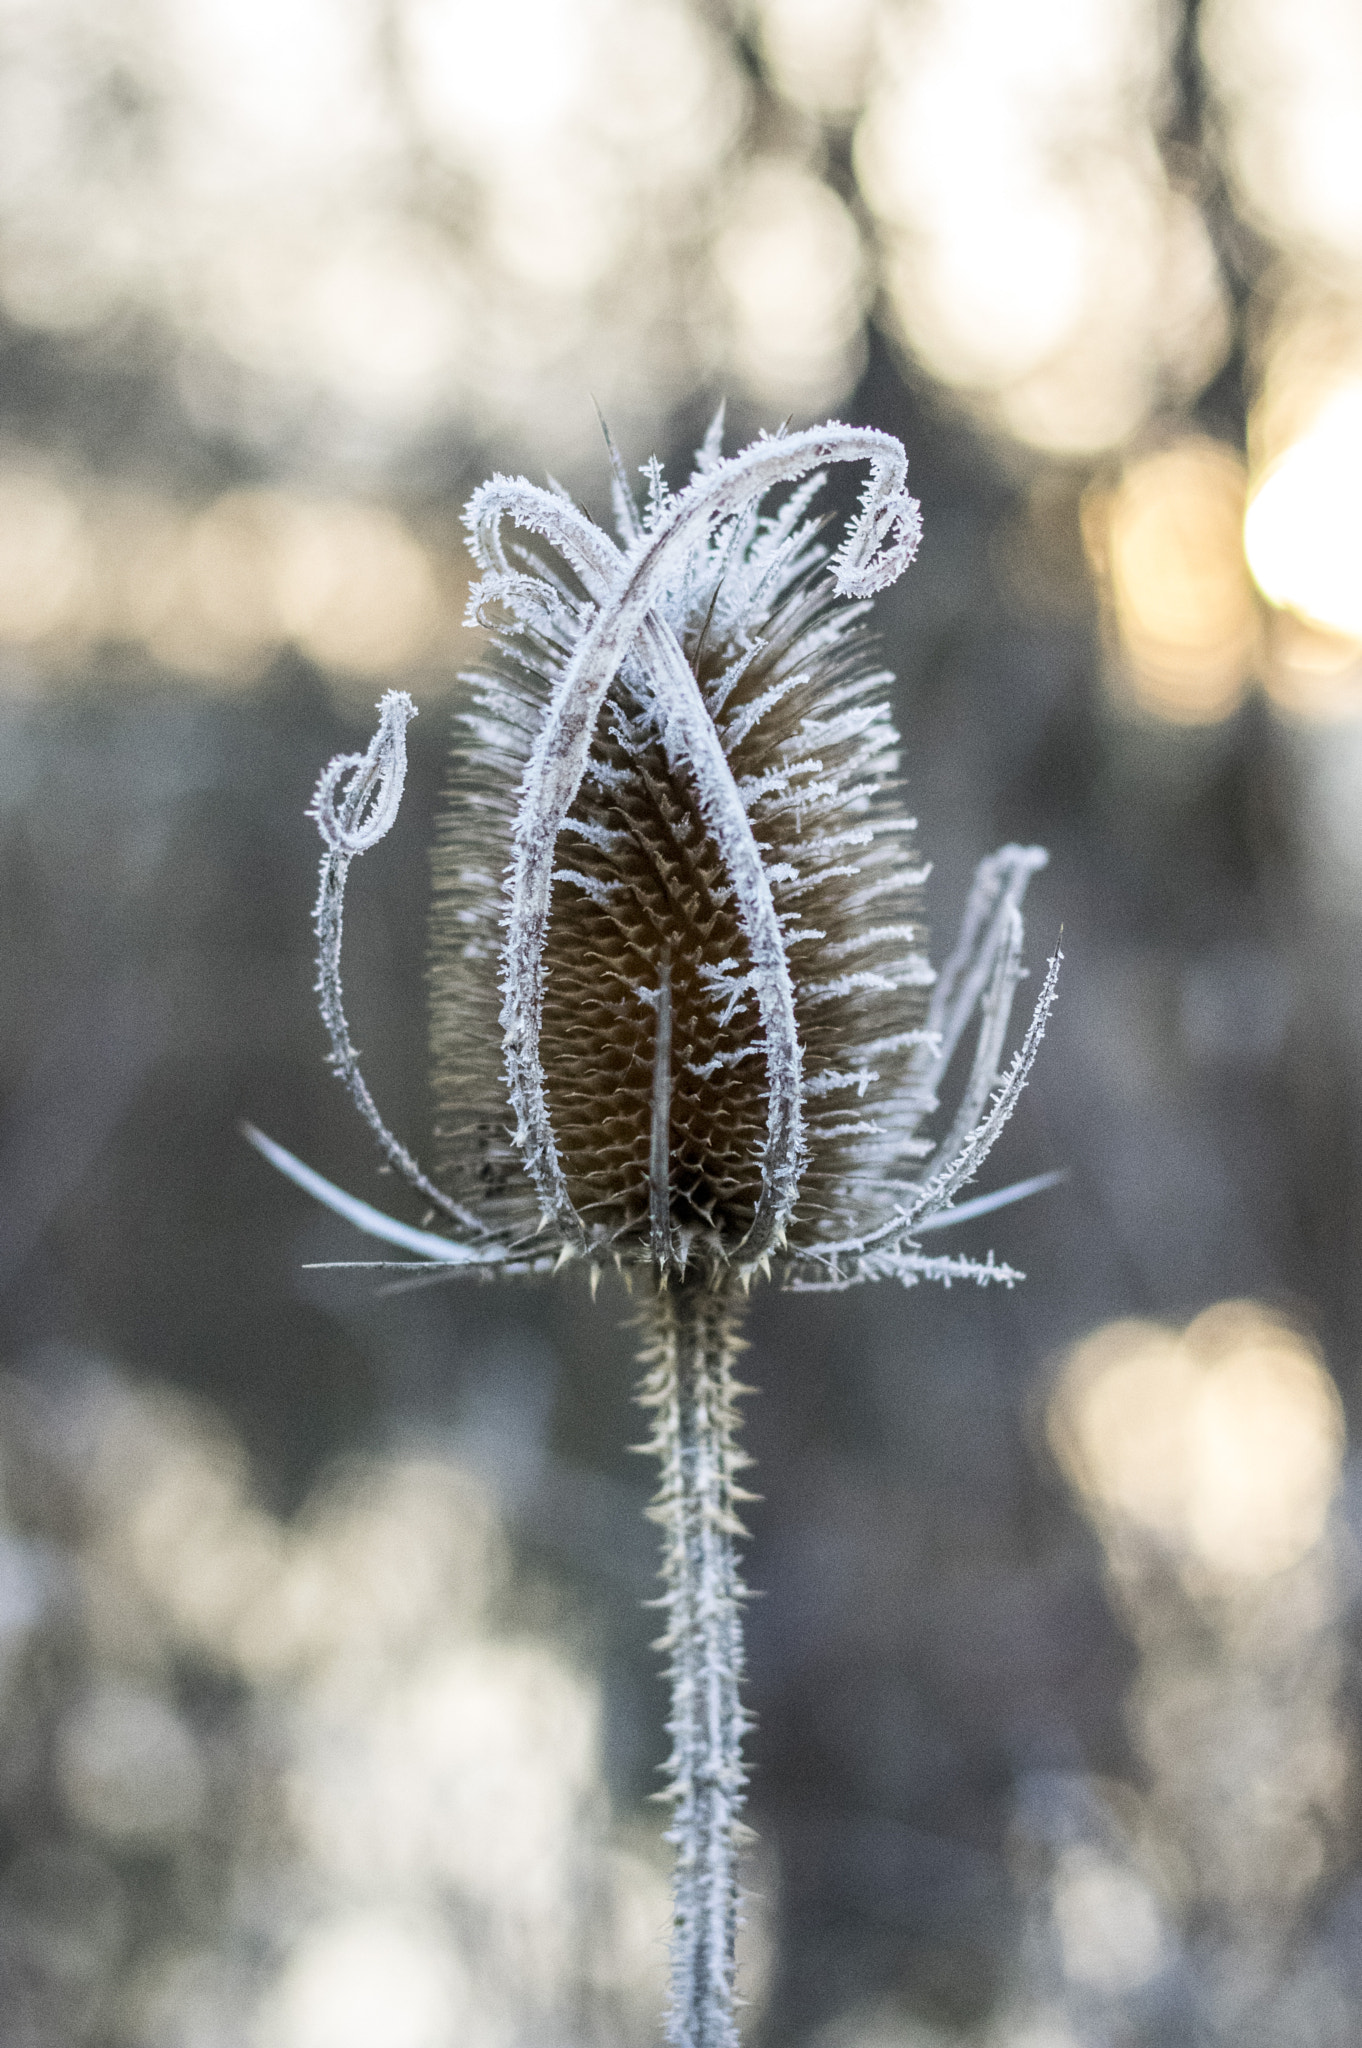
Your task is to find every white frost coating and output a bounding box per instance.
[650,952,676,1272]
[780,839,1058,1291]
[915,944,1061,1221]
[792,936,1061,1288]
[932,901,1026,1170]
[262,819,1054,1294]
[245,429,1063,2048]
[639,613,804,1265]
[641,1290,752,2048]
[308,693,489,1240]
[466,426,922,1270]
[308,689,414,855]
[251,430,1061,1307]
[465,473,621,608]
[461,476,641,1243]
[915,844,1049,1113]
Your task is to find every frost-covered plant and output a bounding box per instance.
[248,415,1057,2048]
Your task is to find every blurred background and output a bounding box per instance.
[1,0,1362,2042]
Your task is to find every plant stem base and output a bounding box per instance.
[639,1281,752,2048]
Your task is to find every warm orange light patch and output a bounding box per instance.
[1085,440,1259,724]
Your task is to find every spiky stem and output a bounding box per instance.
[639,1282,753,2048]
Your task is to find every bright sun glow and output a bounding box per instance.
[1244,385,1362,642]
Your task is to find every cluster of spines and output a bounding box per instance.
[431,431,937,1277]
[267,421,1054,1300]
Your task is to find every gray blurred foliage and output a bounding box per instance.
[0,2,1361,2045]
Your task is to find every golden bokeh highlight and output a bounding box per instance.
[271,499,445,675]
[0,468,94,646]
[1084,440,1260,724]
[1034,1301,1358,2044]
[1049,1302,1345,1586]
[0,458,467,690]
[1261,611,1362,722]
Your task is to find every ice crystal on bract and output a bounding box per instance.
[432,427,940,1282]
[247,415,1059,2048]
[251,417,1055,1291]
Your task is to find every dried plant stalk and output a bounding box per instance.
[640,1283,752,2048]
[247,414,1058,2048]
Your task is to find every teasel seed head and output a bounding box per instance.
[248,415,1057,1296]
[238,414,1061,2048]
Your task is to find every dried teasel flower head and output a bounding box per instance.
[249,415,1058,1294]
[247,414,1060,2048]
